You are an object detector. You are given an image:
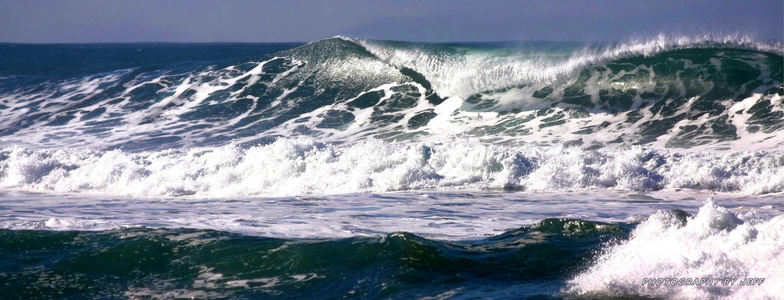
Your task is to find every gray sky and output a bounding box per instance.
[1,0,782,43]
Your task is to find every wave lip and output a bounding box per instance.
[567,200,784,299]
[358,34,784,98]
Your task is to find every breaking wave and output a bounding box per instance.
[0,35,781,151]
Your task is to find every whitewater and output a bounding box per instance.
[0,35,783,299]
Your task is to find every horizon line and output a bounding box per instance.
[1,36,782,45]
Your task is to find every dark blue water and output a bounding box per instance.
[0,43,300,77]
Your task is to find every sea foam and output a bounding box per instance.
[568,200,784,299]
[1,138,782,197]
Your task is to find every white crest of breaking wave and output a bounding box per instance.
[1,138,783,197]
[356,33,782,98]
[568,200,784,299]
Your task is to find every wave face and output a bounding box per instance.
[1,37,782,151]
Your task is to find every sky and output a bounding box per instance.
[1,0,782,43]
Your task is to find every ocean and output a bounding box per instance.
[0,36,782,299]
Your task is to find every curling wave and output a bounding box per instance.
[0,35,781,151]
